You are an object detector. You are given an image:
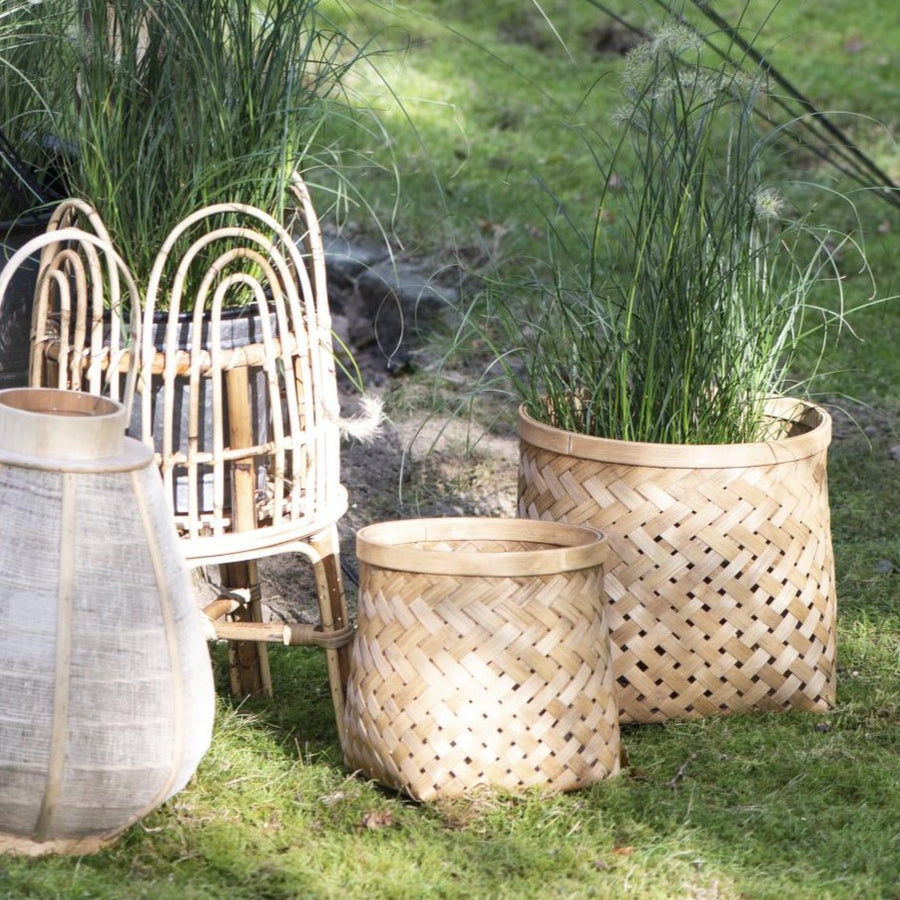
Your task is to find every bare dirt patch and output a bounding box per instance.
[255,404,520,625]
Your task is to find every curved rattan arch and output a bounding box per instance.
[0,215,141,410]
[136,182,347,561]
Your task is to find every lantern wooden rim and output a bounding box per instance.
[0,387,151,472]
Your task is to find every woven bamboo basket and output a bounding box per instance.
[517,398,837,724]
[343,517,620,801]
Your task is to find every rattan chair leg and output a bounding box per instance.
[219,561,273,699]
[219,366,274,699]
[309,526,351,745]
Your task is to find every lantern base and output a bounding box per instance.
[0,829,122,857]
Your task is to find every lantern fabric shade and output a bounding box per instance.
[0,388,215,855]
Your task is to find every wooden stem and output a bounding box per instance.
[221,365,272,699]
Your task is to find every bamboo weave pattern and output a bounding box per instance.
[518,405,837,724]
[343,525,620,801]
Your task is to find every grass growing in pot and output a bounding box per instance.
[30,0,376,306]
[491,8,875,445]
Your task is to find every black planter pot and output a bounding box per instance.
[0,214,54,389]
[127,305,276,516]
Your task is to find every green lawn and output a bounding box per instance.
[2,2,899,898]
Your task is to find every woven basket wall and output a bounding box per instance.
[517,398,837,725]
[343,518,620,801]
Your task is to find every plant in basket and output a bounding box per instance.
[5,0,385,455]
[488,5,880,723]
[9,0,380,494]
[6,0,380,396]
[29,0,372,304]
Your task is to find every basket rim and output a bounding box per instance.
[518,397,831,469]
[356,517,607,576]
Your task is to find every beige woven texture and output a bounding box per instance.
[0,392,214,854]
[343,520,620,801]
[518,403,837,724]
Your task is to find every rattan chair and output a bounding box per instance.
[14,181,354,739]
[135,179,353,728]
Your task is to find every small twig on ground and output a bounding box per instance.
[666,753,697,789]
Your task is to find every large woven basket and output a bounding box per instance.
[343,517,620,801]
[518,398,837,724]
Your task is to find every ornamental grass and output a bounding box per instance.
[493,3,875,445]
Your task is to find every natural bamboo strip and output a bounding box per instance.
[222,363,272,698]
[202,597,241,621]
[285,621,354,650]
[124,466,191,835]
[212,620,354,648]
[214,621,291,644]
[40,335,298,377]
[169,506,349,567]
[33,472,77,843]
[0,221,141,407]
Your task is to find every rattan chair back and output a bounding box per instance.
[2,199,140,408]
[137,179,347,564]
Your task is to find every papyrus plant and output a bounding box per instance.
[497,9,873,445]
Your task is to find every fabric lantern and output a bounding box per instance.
[0,387,215,855]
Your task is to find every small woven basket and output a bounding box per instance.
[518,398,837,724]
[343,517,620,801]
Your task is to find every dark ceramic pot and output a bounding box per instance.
[127,305,277,515]
[0,213,54,389]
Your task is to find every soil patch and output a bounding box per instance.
[254,411,519,624]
